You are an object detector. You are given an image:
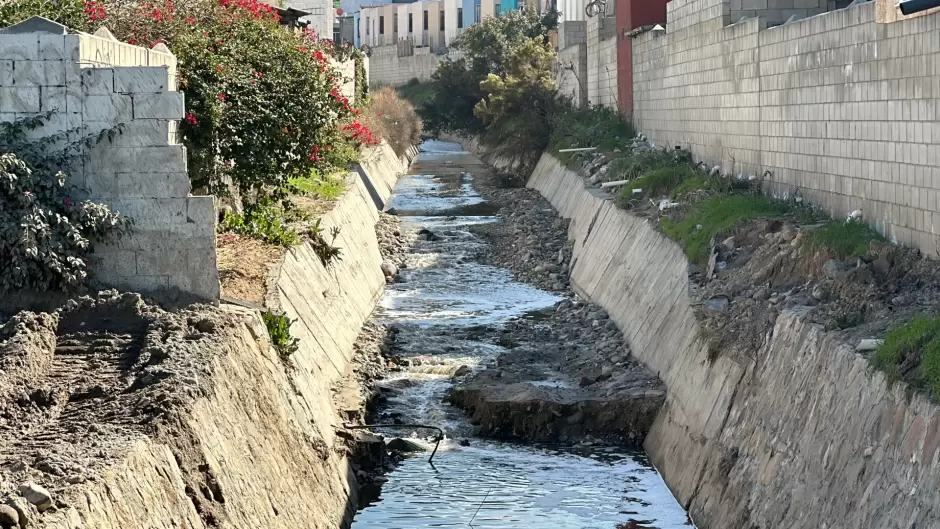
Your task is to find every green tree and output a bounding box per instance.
[474,37,559,170]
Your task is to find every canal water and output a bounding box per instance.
[350,141,691,529]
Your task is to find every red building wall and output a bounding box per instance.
[615,0,668,118]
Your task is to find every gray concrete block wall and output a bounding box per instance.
[587,16,618,108]
[730,0,829,25]
[368,44,443,87]
[557,43,588,107]
[558,20,587,49]
[633,8,763,173]
[633,0,940,254]
[0,26,219,302]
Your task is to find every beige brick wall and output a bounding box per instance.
[633,0,940,253]
[0,22,219,302]
[586,15,618,108]
[368,44,443,87]
[556,43,588,107]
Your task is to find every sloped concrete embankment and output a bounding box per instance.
[525,153,940,528]
[6,143,410,529]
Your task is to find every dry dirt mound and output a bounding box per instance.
[0,291,231,526]
[691,219,940,364]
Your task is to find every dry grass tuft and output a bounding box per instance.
[217,233,285,305]
[360,87,422,157]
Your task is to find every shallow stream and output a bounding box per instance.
[350,141,691,529]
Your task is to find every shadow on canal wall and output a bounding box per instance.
[455,138,940,529]
[13,141,414,529]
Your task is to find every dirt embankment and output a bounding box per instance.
[445,169,664,445]
[0,291,234,527]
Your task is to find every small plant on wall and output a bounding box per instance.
[262,310,300,361]
[0,114,133,293]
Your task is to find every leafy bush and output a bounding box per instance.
[359,87,423,157]
[0,115,132,293]
[0,0,92,31]
[220,199,299,247]
[396,78,436,107]
[549,104,635,156]
[661,196,791,265]
[262,310,299,360]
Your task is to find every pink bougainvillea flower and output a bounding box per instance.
[217,93,227,101]
[185,113,198,125]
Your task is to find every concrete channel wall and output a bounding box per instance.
[525,152,940,529]
[36,143,411,529]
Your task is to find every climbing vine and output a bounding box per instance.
[0,114,133,293]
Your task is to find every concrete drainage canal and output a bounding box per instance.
[351,140,692,529]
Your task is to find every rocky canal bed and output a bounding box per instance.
[350,140,690,529]
[421,161,667,445]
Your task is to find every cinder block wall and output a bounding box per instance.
[0,23,219,302]
[368,44,443,87]
[730,0,829,25]
[556,43,588,107]
[558,20,587,49]
[330,58,357,102]
[587,15,618,108]
[634,0,940,253]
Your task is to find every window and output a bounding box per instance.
[379,15,384,34]
[494,3,500,16]
[439,10,445,29]
[457,7,463,27]
[365,16,370,34]
[474,3,480,22]
[408,12,413,32]
[423,10,429,30]
[394,15,398,33]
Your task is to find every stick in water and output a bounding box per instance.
[468,485,495,527]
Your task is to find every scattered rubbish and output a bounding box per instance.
[658,199,680,211]
[716,261,728,270]
[600,179,631,188]
[558,147,598,153]
[855,339,883,352]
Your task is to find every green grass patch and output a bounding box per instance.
[624,164,700,198]
[608,148,692,181]
[289,170,347,200]
[661,195,791,265]
[804,220,885,259]
[220,200,299,247]
[396,78,436,107]
[874,315,940,396]
[669,176,709,199]
[549,105,635,161]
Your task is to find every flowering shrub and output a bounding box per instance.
[342,121,380,148]
[3,0,378,199]
[0,115,132,293]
